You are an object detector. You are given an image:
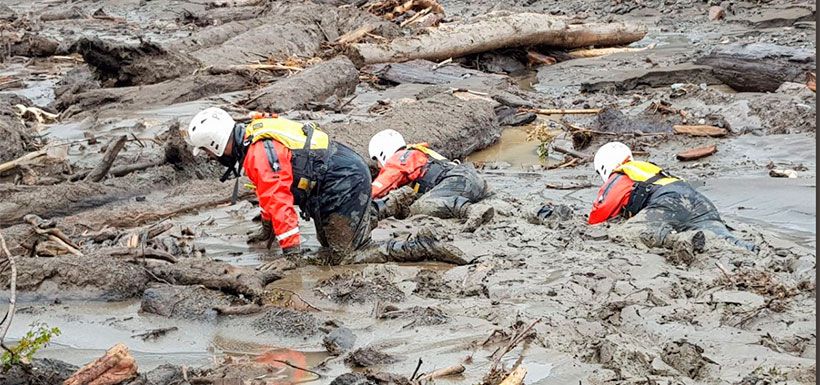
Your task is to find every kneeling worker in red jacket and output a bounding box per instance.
[589,141,758,261]
[368,129,494,232]
[183,108,467,265]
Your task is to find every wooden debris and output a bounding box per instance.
[24,214,83,256]
[85,135,127,182]
[64,343,138,385]
[14,104,59,124]
[0,231,17,355]
[567,44,654,59]
[334,24,379,46]
[526,51,556,66]
[498,366,527,385]
[417,364,465,382]
[553,145,592,160]
[0,149,47,174]
[769,169,798,178]
[131,326,178,341]
[545,182,594,190]
[206,63,304,75]
[673,125,728,137]
[109,247,178,264]
[206,0,263,9]
[807,72,816,92]
[522,107,602,115]
[365,0,444,21]
[71,159,165,182]
[676,145,717,161]
[348,13,647,65]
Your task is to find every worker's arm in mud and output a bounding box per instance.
[243,141,300,249]
[371,150,427,198]
[588,174,633,225]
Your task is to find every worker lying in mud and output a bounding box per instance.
[183,108,467,265]
[367,129,495,232]
[588,141,758,260]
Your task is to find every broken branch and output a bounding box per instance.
[0,149,47,174]
[498,366,527,385]
[85,135,128,182]
[676,145,717,161]
[552,145,592,160]
[23,214,83,256]
[521,107,601,115]
[109,247,178,264]
[0,231,17,354]
[417,364,465,382]
[673,125,728,137]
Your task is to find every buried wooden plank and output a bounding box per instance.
[676,144,717,161]
[673,125,728,137]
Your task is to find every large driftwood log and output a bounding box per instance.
[85,135,127,182]
[695,43,816,92]
[347,13,647,65]
[245,56,359,112]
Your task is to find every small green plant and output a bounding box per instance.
[1,322,60,367]
[525,121,558,162]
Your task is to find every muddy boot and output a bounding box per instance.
[247,220,272,244]
[374,186,416,220]
[460,203,495,233]
[664,230,705,266]
[385,227,469,265]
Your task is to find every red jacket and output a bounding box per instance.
[372,148,430,198]
[243,140,300,249]
[588,173,634,225]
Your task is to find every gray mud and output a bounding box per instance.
[0,0,813,384]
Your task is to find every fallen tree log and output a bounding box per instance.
[245,56,359,112]
[568,45,653,59]
[347,13,647,65]
[39,6,85,21]
[70,159,166,181]
[695,43,816,92]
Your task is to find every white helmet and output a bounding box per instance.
[185,107,235,156]
[368,129,406,166]
[593,142,633,182]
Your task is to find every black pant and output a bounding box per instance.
[408,163,490,218]
[624,182,757,251]
[306,143,372,258]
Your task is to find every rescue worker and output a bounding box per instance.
[183,108,467,265]
[588,141,758,261]
[368,129,495,232]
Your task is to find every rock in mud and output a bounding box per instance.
[149,259,282,299]
[344,347,399,368]
[251,308,319,337]
[330,373,377,385]
[696,43,816,93]
[378,305,449,326]
[317,271,405,304]
[596,107,672,134]
[8,33,59,58]
[323,326,357,355]
[246,56,359,112]
[0,358,77,385]
[495,105,536,126]
[51,66,101,111]
[324,91,500,160]
[124,364,190,385]
[74,38,200,86]
[141,284,237,320]
[661,340,713,379]
[11,255,151,300]
[413,269,488,299]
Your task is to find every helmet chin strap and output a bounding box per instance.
[217,123,249,204]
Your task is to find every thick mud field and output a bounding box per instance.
[0,0,814,384]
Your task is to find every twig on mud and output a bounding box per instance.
[271,288,323,312]
[267,359,323,379]
[416,364,466,382]
[490,319,540,372]
[544,182,594,190]
[552,145,591,160]
[715,261,733,282]
[410,358,423,381]
[110,247,178,263]
[85,135,128,182]
[0,231,17,356]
